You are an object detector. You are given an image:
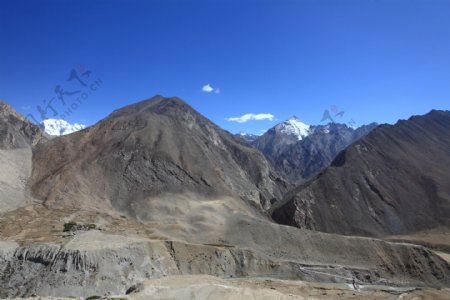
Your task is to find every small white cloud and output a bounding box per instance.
[226,113,275,123]
[21,105,31,110]
[202,84,214,93]
[202,84,220,94]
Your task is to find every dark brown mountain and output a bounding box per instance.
[30,95,289,215]
[272,110,450,237]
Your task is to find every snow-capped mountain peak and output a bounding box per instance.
[41,119,86,136]
[236,132,259,142]
[276,116,311,140]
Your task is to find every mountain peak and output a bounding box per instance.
[31,95,287,213]
[276,117,310,140]
[40,119,86,136]
[108,95,195,120]
[0,99,27,122]
[426,109,450,118]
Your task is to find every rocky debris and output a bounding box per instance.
[0,101,46,213]
[123,275,450,300]
[272,110,450,237]
[63,222,97,233]
[0,148,34,213]
[6,277,450,300]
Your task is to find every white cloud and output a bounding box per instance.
[202,84,220,94]
[202,84,214,93]
[226,113,275,123]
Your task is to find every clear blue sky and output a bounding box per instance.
[1,0,449,134]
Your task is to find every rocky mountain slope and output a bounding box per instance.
[0,100,46,213]
[272,110,450,237]
[30,95,288,214]
[253,117,377,183]
[0,100,45,149]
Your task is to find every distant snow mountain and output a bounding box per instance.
[253,118,378,183]
[235,117,311,144]
[275,116,311,140]
[235,132,260,142]
[41,119,86,136]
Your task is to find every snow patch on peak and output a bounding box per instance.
[237,132,259,142]
[277,117,311,140]
[41,119,86,136]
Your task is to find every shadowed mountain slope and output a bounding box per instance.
[272,110,450,237]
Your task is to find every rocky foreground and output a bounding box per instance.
[5,275,450,299]
[0,219,449,298]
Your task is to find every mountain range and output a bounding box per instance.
[0,96,449,298]
[272,110,450,237]
[40,118,86,136]
[252,116,378,183]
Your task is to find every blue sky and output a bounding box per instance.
[1,0,450,134]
